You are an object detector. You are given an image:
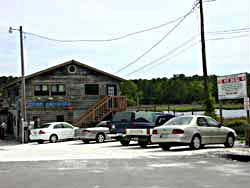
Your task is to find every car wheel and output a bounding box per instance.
[38,140,44,144]
[82,139,90,144]
[138,141,148,148]
[96,133,105,143]
[159,143,170,151]
[120,137,131,146]
[224,134,235,148]
[190,135,201,150]
[49,134,58,143]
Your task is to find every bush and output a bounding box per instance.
[204,94,217,120]
[224,119,248,137]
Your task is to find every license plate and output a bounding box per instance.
[160,134,169,138]
[126,129,147,135]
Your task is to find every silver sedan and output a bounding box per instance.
[151,115,237,150]
[74,121,114,143]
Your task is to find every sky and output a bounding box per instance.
[0,0,249,80]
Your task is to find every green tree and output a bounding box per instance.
[120,81,142,106]
[203,93,217,119]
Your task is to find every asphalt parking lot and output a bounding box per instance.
[0,140,244,161]
[0,140,249,188]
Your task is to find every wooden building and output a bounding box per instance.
[4,60,127,141]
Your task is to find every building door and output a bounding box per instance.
[56,115,64,122]
[107,85,117,109]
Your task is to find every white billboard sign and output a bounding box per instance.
[217,73,247,100]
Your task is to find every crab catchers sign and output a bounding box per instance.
[217,73,247,100]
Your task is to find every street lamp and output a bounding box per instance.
[9,26,27,123]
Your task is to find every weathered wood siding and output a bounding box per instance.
[23,63,121,124]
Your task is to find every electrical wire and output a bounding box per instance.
[206,34,249,41]
[123,33,249,77]
[123,35,198,77]
[141,42,199,74]
[23,17,185,43]
[113,2,199,74]
[207,28,249,35]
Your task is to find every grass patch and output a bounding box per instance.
[133,103,244,112]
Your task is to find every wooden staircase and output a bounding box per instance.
[74,96,127,128]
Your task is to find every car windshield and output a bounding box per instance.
[112,112,132,122]
[96,121,108,127]
[37,123,51,129]
[164,116,193,126]
[135,112,156,123]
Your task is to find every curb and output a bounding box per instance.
[222,153,250,162]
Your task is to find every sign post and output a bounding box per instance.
[244,97,250,123]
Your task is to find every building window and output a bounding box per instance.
[85,84,99,95]
[34,85,49,96]
[51,84,66,96]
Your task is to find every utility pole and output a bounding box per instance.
[199,0,209,100]
[9,26,27,143]
[19,26,27,122]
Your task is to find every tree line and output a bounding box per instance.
[0,76,17,96]
[121,74,250,106]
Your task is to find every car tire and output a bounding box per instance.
[159,143,170,151]
[120,137,131,146]
[49,134,58,143]
[82,139,90,144]
[138,141,148,148]
[190,135,201,150]
[96,133,105,143]
[38,140,44,144]
[224,134,235,148]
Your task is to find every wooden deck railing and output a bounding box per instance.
[74,96,127,127]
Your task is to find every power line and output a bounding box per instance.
[123,35,198,77]
[143,42,199,73]
[206,34,249,41]
[124,33,249,77]
[23,17,185,43]
[114,2,199,74]
[207,28,249,35]
[207,27,249,34]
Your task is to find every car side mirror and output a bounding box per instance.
[218,123,222,128]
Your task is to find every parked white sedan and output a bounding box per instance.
[30,122,78,144]
[151,115,237,150]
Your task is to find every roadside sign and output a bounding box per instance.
[217,73,247,100]
[244,97,250,110]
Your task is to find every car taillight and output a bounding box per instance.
[172,129,184,134]
[152,129,158,134]
[147,129,150,135]
[82,130,91,133]
[39,130,46,134]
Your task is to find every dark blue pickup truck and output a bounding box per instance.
[110,111,174,147]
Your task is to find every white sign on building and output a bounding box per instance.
[217,73,247,100]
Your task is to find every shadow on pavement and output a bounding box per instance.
[69,140,117,145]
[0,136,20,147]
[151,145,225,153]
